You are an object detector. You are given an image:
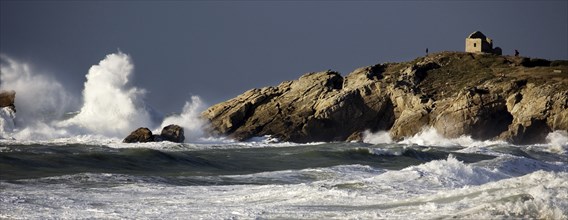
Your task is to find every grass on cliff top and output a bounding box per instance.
[382,51,568,100]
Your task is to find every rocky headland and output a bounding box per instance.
[203,52,568,144]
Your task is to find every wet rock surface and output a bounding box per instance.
[124,125,185,143]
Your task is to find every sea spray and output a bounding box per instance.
[546,130,568,147]
[544,130,568,154]
[0,54,76,127]
[0,55,77,139]
[0,52,214,140]
[362,130,393,144]
[62,52,154,138]
[363,127,507,147]
[0,107,16,138]
[156,96,207,142]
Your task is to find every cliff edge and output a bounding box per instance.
[203,52,568,144]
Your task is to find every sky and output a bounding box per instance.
[1,0,567,114]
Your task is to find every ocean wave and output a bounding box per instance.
[0,53,213,143]
[363,126,508,147]
[2,164,565,219]
[366,155,509,190]
[363,127,568,150]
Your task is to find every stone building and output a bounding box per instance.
[465,31,502,55]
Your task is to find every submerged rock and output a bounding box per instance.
[204,52,568,144]
[123,127,154,143]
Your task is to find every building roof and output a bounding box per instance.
[467,31,487,39]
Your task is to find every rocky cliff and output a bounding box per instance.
[203,52,568,144]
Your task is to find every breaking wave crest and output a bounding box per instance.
[0,54,77,139]
[60,52,154,137]
[156,96,207,142]
[362,127,566,149]
[0,53,209,141]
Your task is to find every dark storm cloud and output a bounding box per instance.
[1,1,567,113]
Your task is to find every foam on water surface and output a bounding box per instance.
[1,137,567,219]
[1,160,566,219]
[363,127,510,147]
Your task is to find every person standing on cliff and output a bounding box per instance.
[514,49,519,57]
[426,48,429,55]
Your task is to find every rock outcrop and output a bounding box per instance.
[204,52,568,144]
[0,90,16,112]
[160,124,185,143]
[123,124,185,143]
[123,127,154,143]
[0,90,17,137]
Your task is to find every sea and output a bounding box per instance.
[1,52,567,219]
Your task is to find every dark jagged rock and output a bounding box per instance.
[203,52,568,144]
[123,125,186,143]
[123,127,154,143]
[160,124,185,143]
[0,90,16,112]
[519,58,551,67]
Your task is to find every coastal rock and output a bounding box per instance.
[160,124,185,143]
[499,84,568,144]
[203,52,568,144]
[123,127,154,143]
[0,91,17,138]
[123,124,186,143]
[0,90,16,112]
[204,69,393,142]
[432,87,513,140]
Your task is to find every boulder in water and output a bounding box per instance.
[160,124,185,143]
[123,124,185,143]
[123,127,154,143]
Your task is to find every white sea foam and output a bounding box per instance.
[61,52,153,138]
[0,55,77,140]
[1,157,566,219]
[400,127,507,147]
[546,130,568,146]
[366,147,404,156]
[364,127,509,147]
[0,107,15,139]
[362,130,392,144]
[0,52,221,142]
[544,130,568,154]
[368,155,509,190]
[1,53,156,140]
[0,55,77,125]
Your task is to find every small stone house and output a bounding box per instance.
[465,31,502,55]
